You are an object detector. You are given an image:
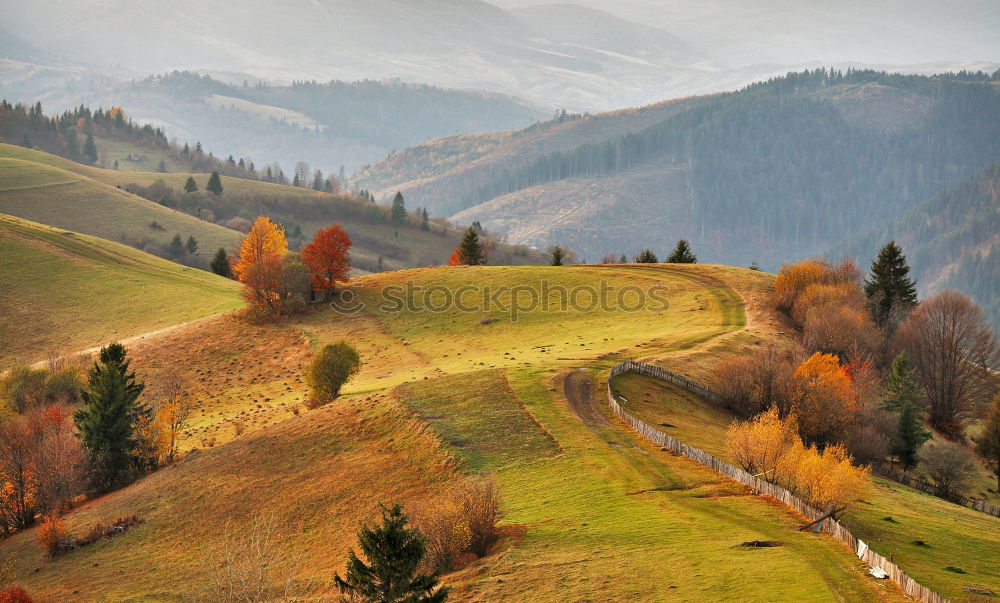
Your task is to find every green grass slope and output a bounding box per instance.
[0,143,548,271]
[0,148,242,256]
[1,264,905,601]
[613,372,1000,598]
[0,214,240,368]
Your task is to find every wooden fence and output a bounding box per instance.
[873,465,1000,518]
[607,360,949,603]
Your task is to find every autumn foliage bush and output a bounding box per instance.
[0,586,34,603]
[727,409,871,517]
[36,512,68,558]
[788,353,858,445]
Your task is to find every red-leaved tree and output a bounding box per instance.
[301,225,352,293]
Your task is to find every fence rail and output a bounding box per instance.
[873,465,1000,518]
[607,360,949,603]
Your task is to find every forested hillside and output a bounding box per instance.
[357,69,1000,267]
[832,162,1000,328]
[7,71,547,176]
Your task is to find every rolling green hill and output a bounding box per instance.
[0,150,243,258]
[0,263,912,601]
[0,214,241,368]
[0,143,548,271]
[355,70,1000,268]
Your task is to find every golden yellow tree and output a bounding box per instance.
[231,216,288,281]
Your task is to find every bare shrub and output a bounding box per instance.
[919,440,978,499]
[207,512,312,602]
[713,345,795,416]
[232,420,247,437]
[201,436,217,448]
[414,476,503,572]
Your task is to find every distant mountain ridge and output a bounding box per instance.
[830,162,1000,328]
[355,69,1000,268]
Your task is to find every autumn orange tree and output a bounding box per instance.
[301,224,352,294]
[788,352,857,445]
[231,217,289,317]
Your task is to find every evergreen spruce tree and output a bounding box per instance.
[333,504,448,603]
[864,241,918,331]
[893,401,931,470]
[19,132,31,148]
[666,239,697,263]
[158,159,167,173]
[458,227,484,265]
[974,394,1000,491]
[206,171,224,196]
[210,248,231,277]
[75,343,146,491]
[619,253,627,264]
[184,177,198,193]
[181,143,190,157]
[66,129,79,157]
[550,245,565,266]
[168,234,185,258]
[634,249,658,263]
[186,235,199,254]
[882,353,922,412]
[391,192,407,224]
[83,134,98,163]
[421,208,430,231]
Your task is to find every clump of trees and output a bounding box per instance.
[306,342,361,407]
[231,216,353,319]
[727,409,871,518]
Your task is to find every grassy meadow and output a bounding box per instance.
[613,372,1000,598]
[0,262,984,602]
[0,214,241,368]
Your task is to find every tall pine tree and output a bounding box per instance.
[210,248,231,277]
[455,226,484,265]
[666,239,697,263]
[882,353,922,412]
[184,176,198,193]
[391,192,407,224]
[75,343,147,491]
[333,504,448,603]
[206,171,224,196]
[83,134,98,163]
[893,401,931,470]
[864,241,918,331]
[550,245,565,266]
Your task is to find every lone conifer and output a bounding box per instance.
[864,241,917,330]
[391,192,407,224]
[210,248,231,277]
[550,245,565,266]
[206,171,224,196]
[456,226,484,265]
[184,176,198,193]
[75,343,147,491]
[666,239,697,263]
[334,504,448,603]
